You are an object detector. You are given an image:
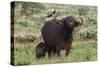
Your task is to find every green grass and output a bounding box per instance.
[14,40,97,65]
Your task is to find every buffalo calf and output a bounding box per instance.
[35,42,47,58]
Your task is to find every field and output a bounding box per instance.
[11,1,97,65]
[14,40,97,65]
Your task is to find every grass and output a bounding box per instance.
[13,39,97,65]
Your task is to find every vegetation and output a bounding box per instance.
[12,1,97,65]
[14,40,97,65]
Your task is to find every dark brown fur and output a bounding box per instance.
[41,16,83,57]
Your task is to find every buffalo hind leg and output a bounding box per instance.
[48,49,52,57]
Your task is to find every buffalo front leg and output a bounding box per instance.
[65,46,71,56]
[52,49,56,56]
[56,48,61,58]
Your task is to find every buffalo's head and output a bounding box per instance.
[61,16,84,28]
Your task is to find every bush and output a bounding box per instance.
[78,26,97,40]
[15,34,37,43]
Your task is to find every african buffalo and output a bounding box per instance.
[41,16,83,57]
[35,42,47,58]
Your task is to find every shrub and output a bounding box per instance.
[15,34,37,43]
[78,26,97,40]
